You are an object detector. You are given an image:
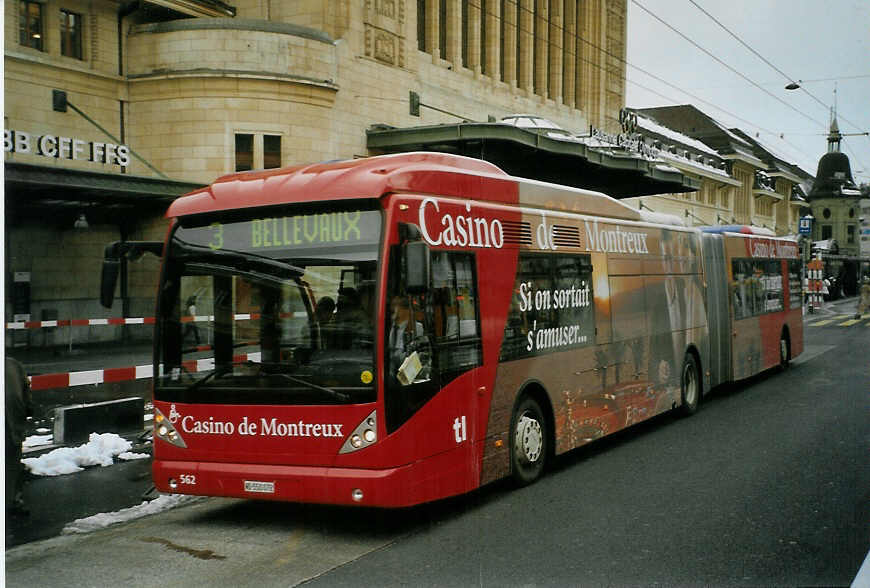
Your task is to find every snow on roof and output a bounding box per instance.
[737,131,813,176]
[636,115,719,156]
[655,151,732,179]
[639,209,687,226]
[709,117,753,147]
[813,239,837,250]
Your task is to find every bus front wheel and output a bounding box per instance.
[678,353,700,416]
[510,396,547,486]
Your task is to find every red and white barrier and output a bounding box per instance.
[6,317,155,330]
[28,352,261,391]
[5,313,277,330]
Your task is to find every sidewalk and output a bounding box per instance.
[8,340,156,454]
[8,339,154,376]
[7,432,156,548]
[804,294,860,317]
[7,341,157,547]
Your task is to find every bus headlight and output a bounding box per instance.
[339,410,378,454]
[153,407,187,448]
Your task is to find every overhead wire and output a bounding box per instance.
[451,0,832,168]
[685,0,867,135]
[631,0,827,129]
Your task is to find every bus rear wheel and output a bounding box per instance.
[510,396,547,486]
[678,353,700,416]
[779,333,790,370]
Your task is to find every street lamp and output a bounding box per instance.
[785,81,801,90]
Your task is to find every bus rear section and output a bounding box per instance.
[702,228,803,383]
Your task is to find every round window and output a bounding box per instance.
[823,208,831,219]
[849,208,855,218]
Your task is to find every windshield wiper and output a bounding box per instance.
[273,373,350,402]
[172,242,305,277]
[183,360,255,394]
[183,360,350,402]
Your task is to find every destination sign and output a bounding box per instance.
[747,237,799,260]
[175,210,381,254]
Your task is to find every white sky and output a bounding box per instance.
[625,0,870,183]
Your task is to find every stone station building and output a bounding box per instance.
[4,0,810,349]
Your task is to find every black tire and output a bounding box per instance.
[510,396,548,486]
[779,333,790,370]
[678,353,700,416]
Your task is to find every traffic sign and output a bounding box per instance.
[799,215,813,235]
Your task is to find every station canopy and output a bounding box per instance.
[4,162,204,226]
[366,121,700,198]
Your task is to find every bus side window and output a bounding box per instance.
[431,251,481,382]
[732,258,785,318]
[500,252,594,362]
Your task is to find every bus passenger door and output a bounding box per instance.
[608,275,653,426]
[701,234,731,388]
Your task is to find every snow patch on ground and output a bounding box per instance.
[22,433,134,476]
[62,494,204,535]
[118,451,150,461]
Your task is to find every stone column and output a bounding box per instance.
[563,0,576,107]
[468,0,482,73]
[518,0,534,91]
[503,0,518,86]
[534,0,549,97]
[445,0,462,65]
[548,0,563,102]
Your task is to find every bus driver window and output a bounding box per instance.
[389,295,427,384]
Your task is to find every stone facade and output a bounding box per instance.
[811,197,863,257]
[625,107,809,235]
[4,0,628,346]
[8,0,808,348]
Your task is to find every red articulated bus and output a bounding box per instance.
[104,152,802,507]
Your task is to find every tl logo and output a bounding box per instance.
[452,416,467,443]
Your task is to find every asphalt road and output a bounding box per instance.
[306,324,869,586]
[6,442,154,548]
[6,316,868,587]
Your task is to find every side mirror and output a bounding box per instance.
[100,257,121,308]
[99,241,164,308]
[403,240,430,294]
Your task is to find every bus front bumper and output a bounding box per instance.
[152,457,461,507]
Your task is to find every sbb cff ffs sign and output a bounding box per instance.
[4,129,130,167]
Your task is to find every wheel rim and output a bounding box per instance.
[683,361,697,406]
[780,338,788,364]
[516,414,543,464]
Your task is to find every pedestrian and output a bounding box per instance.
[183,295,200,344]
[6,356,33,516]
[855,276,870,319]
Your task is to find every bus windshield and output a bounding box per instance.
[154,208,382,405]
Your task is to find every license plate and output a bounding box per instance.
[244,480,275,494]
